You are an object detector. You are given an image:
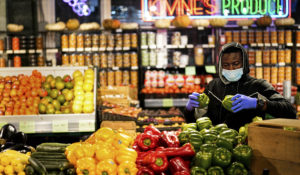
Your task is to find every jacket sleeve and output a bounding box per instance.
[257,80,296,119]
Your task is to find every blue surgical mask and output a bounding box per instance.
[222,68,243,82]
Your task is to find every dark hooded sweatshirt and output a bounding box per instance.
[184,42,296,130]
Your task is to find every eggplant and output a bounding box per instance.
[0,124,17,141]
[12,132,27,145]
[2,144,33,153]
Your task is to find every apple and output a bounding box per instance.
[72,103,82,113]
[63,75,72,82]
[83,104,93,113]
[83,83,93,92]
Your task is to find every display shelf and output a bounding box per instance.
[144,98,189,108]
[62,47,137,53]
[0,66,98,133]
[0,114,96,133]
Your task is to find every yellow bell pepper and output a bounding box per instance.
[117,161,138,175]
[85,133,96,144]
[76,157,96,175]
[95,147,115,162]
[0,165,4,173]
[112,132,133,149]
[66,142,95,167]
[0,156,10,166]
[4,165,14,175]
[95,127,115,142]
[116,148,137,164]
[17,172,25,175]
[96,159,117,175]
[65,142,81,155]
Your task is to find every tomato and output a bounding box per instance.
[25,91,31,98]
[31,88,38,97]
[13,108,20,115]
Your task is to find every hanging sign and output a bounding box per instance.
[141,0,290,21]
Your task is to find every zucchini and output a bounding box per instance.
[36,145,66,152]
[42,161,72,171]
[28,157,48,175]
[31,152,66,159]
[25,165,35,175]
[48,171,59,175]
[66,168,76,175]
[39,143,70,147]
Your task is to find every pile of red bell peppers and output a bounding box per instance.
[133,125,195,175]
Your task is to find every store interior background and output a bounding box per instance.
[0,0,299,145]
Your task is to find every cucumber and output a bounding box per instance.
[25,165,35,175]
[31,152,66,159]
[36,145,66,152]
[28,157,48,175]
[39,143,70,147]
[66,168,76,175]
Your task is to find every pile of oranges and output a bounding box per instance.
[0,70,47,115]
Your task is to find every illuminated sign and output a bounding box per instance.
[141,0,290,21]
[63,0,91,16]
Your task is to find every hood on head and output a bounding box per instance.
[218,42,249,85]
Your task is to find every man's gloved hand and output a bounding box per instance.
[186,92,200,111]
[231,94,257,113]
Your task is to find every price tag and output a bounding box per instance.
[167,45,173,49]
[250,43,257,47]
[62,48,69,52]
[197,26,204,30]
[92,47,98,51]
[116,29,122,33]
[14,50,20,54]
[77,48,84,52]
[202,44,209,48]
[205,65,216,74]
[85,48,92,52]
[19,121,35,133]
[123,47,130,50]
[99,48,105,51]
[141,45,148,49]
[163,99,173,107]
[242,26,249,30]
[264,43,271,47]
[209,44,215,48]
[278,62,285,66]
[28,49,35,53]
[187,44,194,48]
[149,45,156,49]
[179,45,185,48]
[69,48,76,52]
[0,51,3,54]
[112,67,119,70]
[6,50,13,54]
[107,47,113,51]
[79,120,95,132]
[52,120,68,133]
[0,122,7,128]
[36,49,43,53]
[185,66,196,75]
[287,43,293,47]
[255,63,262,66]
[257,43,264,47]
[131,66,138,70]
[297,44,300,47]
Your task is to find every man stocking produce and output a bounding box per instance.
[185,42,296,130]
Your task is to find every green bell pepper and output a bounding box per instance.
[212,147,232,167]
[198,93,210,108]
[252,116,263,122]
[178,131,190,145]
[233,145,252,169]
[195,151,212,170]
[200,143,217,154]
[227,162,248,175]
[196,117,212,131]
[216,137,233,151]
[200,129,218,136]
[207,166,224,175]
[191,166,207,175]
[203,133,218,144]
[219,129,239,146]
[182,123,198,131]
[190,132,203,152]
[211,123,228,134]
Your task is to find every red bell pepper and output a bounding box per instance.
[137,166,155,175]
[133,133,142,152]
[169,157,190,175]
[156,143,195,157]
[143,151,168,173]
[138,133,160,151]
[144,125,161,136]
[174,171,191,175]
[161,131,180,148]
[137,150,154,165]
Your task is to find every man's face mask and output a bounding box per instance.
[222,68,243,82]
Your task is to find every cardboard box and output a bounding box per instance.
[248,119,300,175]
[100,121,136,137]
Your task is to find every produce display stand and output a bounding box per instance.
[0,66,98,134]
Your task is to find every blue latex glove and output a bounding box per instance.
[186,92,200,111]
[231,94,257,113]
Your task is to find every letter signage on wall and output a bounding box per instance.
[141,0,290,21]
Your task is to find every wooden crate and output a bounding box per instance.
[248,119,300,175]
